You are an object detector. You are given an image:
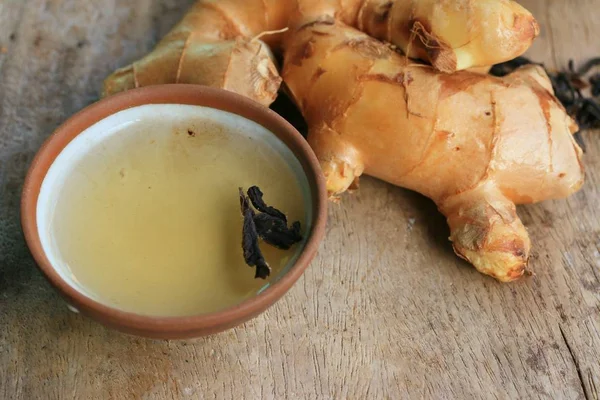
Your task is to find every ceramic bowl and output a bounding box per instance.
[21,85,327,339]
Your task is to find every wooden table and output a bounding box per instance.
[1,1,599,398]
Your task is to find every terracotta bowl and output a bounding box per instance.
[21,85,327,339]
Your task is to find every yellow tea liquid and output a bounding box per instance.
[45,105,306,316]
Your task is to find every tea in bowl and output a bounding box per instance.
[21,85,327,339]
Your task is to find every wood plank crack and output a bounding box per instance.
[559,324,590,400]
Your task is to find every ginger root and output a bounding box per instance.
[101,1,585,281]
[355,0,539,73]
[103,0,295,105]
[292,0,539,73]
[104,0,539,102]
[281,21,584,281]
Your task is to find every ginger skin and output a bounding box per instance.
[281,21,584,281]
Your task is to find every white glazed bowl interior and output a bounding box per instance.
[36,103,313,310]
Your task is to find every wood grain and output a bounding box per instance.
[1,1,598,398]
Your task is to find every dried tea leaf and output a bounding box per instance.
[238,186,303,279]
[590,73,600,97]
[247,186,287,223]
[239,188,270,279]
[253,213,303,250]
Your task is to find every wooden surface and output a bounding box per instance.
[1,1,599,398]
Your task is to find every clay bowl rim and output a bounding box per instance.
[20,84,327,338]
